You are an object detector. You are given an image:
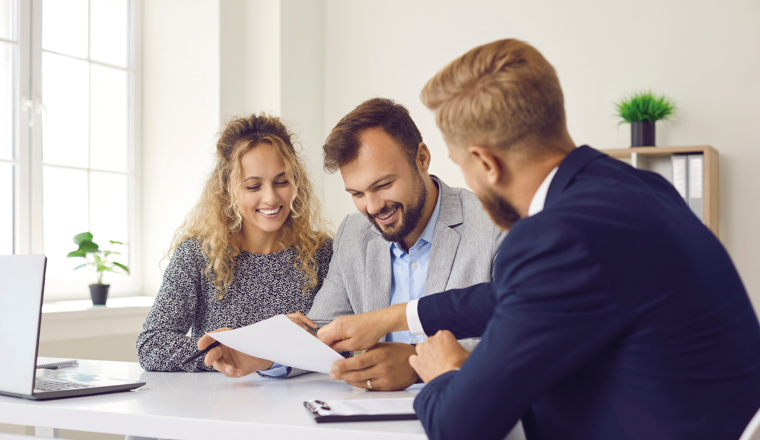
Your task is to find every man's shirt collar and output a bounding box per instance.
[528,166,559,217]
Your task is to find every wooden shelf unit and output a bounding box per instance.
[601,146,719,237]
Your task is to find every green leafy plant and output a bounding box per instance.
[66,232,130,285]
[615,91,676,123]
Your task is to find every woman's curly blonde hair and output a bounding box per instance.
[167,113,332,299]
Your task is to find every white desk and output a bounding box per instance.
[0,358,427,439]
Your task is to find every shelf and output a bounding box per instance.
[603,145,716,157]
[600,146,719,237]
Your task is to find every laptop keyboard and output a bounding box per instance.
[35,378,91,392]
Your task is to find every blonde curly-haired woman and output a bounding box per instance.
[136,114,332,372]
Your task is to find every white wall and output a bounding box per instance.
[220,0,247,121]
[139,0,760,312]
[280,0,327,200]
[141,0,326,295]
[142,0,222,295]
[242,0,327,198]
[242,0,282,115]
[322,0,760,311]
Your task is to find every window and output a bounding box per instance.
[0,0,18,256]
[3,0,139,300]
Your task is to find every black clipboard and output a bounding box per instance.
[304,399,419,423]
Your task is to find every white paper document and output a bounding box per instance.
[327,398,415,415]
[207,315,344,374]
[306,397,416,416]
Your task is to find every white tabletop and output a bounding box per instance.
[0,358,428,439]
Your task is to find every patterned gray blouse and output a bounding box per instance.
[136,237,333,372]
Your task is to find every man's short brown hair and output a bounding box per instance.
[420,39,565,152]
[323,98,423,173]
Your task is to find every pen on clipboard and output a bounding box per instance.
[181,340,222,365]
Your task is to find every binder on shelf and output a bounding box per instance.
[671,154,688,201]
[670,153,704,223]
[304,397,418,423]
[687,154,704,222]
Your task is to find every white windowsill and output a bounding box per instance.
[40,296,155,342]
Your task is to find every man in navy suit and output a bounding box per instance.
[318,39,760,439]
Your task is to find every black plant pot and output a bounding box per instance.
[631,121,655,147]
[89,284,110,305]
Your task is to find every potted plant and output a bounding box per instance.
[615,91,676,147]
[67,232,130,305]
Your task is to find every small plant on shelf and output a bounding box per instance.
[615,91,676,147]
[67,232,130,305]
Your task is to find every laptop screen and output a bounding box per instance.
[0,255,46,396]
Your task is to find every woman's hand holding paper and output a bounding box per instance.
[198,328,274,377]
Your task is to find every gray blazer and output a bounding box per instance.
[309,176,505,339]
[264,176,505,378]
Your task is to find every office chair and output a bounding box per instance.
[740,407,760,440]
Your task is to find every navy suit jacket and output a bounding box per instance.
[414,146,760,440]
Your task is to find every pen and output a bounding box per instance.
[308,326,321,337]
[37,360,79,370]
[181,340,221,365]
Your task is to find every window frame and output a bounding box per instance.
[10,0,142,301]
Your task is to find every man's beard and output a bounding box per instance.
[368,173,427,243]
[481,188,522,231]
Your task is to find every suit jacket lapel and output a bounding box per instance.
[424,177,463,296]
[365,235,392,313]
[425,223,460,296]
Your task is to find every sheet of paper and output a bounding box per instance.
[207,315,344,374]
[325,398,416,416]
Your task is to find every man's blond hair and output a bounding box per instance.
[421,39,565,152]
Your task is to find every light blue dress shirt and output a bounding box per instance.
[385,184,442,344]
[262,183,442,377]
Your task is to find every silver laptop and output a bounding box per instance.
[0,255,145,400]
